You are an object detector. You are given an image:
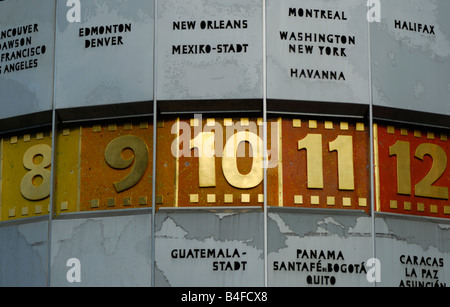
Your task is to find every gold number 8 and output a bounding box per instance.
[105,135,149,193]
[20,144,52,201]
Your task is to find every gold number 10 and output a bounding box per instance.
[191,131,264,189]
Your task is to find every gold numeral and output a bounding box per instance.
[222,131,263,189]
[389,140,411,195]
[190,132,216,187]
[389,141,449,200]
[414,143,449,199]
[298,134,323,189]
[329,135,354,190]
[298,134,355,190]
[105,135,149,193]
[20,144,52,201]
[191,131,264,190]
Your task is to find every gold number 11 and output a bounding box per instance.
[298,134,354,190]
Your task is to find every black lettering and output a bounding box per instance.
[288,8,297,16]
[173,21,196,30]
[394,19,436,35]
[288,8,346,20]
[197,19,247,30]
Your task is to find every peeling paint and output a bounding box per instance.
[0,221,48,286]
[0,209,449,286]
[380,216,450,253]
[155,210,264,286]
[215,212,237,219]
[157,217,188,239]
[50,214,152,286]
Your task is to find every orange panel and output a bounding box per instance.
[375,123,450,218]
[79,121,153,211]
[273,117,370,213]
[156,116,264,208]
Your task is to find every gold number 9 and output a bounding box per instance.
[105,135,149,193]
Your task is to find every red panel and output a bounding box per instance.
[375,124,450,218]
[271,118,370,213]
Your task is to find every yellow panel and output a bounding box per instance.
[1,132,52,221]
[54,127,81,214]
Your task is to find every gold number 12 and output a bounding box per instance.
[389,141,448,199]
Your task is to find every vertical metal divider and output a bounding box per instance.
[47,0,59,287]
[48,108,58,287]
[262,0,268,288]
[367,9,377,287]
[151,0,158,287]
